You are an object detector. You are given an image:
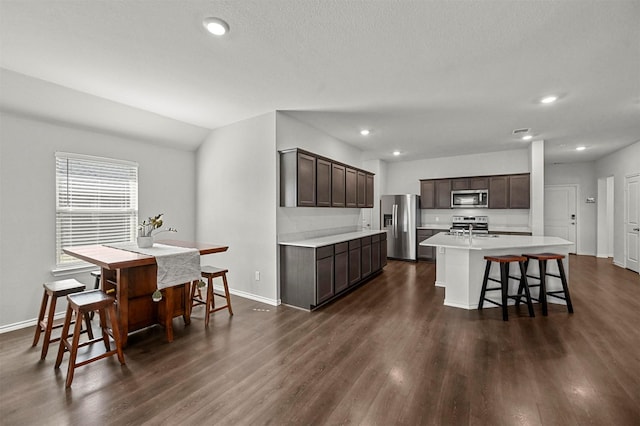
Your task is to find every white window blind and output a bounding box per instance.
[56,153,138,268]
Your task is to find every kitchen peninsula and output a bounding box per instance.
[420,233,572,310]
[280,230,387,310]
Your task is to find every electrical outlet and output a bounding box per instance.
[255,271,260,281]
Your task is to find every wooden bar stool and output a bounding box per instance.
[54,290,125,387]
[479,255,535,321]
[190,266,233,327]
[519,253,574,316]
[32,279,92,359]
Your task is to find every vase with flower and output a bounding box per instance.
[137,213,177,248]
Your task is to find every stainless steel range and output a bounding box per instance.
[450,215,489,234]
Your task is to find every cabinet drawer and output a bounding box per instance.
[380,231,387,241]
[316,245,334,260]
[371,234,380,243]
[349,239,361,250]
[361,236,372,246]
[335,242,348,254]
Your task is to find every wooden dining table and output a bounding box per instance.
[63,240,228,346]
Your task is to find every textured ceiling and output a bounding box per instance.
[1,0,638,163]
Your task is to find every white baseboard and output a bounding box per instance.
[435,281,446,288]
[213,284,280,306]
[613,260,625,268]
[0,311,67,334]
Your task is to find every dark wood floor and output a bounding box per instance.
[1,256,639,425]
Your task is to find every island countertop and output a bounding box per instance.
[420,232,572,251]
[279,230,387,248]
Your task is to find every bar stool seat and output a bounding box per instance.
[191,266,233,327]
[32,279,92,359]
[519,253,574,316]
[479,255,535,321]
[55,290,125,387]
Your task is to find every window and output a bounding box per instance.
[56,153,138,268]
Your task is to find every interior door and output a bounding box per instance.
[544,185,577,253]
[625,174,639,273]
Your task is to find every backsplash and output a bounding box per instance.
[421,209,530,230]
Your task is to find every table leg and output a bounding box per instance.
[183,282,193,325]
[115,269,129,347]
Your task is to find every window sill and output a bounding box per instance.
[51,264,99,277]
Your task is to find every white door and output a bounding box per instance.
[625,174,639,273]
[545,185,577,253]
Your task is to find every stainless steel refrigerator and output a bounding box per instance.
[381,194,421,261]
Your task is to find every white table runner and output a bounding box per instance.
[105,242,201,289]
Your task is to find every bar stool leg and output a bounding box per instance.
[222,273,233,316]
[518,261,535,317]
[557,259,574,313]
[205,276,214,327]
[32,291,49,347]
[40,295,58,360]
[500,262,509,321]
[108,304,126,365]
[538,259,549,316]
[54,306,73,369]
[64,312,85,388]
[478,261,492,310]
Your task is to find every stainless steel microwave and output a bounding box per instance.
[451,189,489,208]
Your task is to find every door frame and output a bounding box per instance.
[544,184,578,254]
[624,173,640,271]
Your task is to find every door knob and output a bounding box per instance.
[571,222,575,225]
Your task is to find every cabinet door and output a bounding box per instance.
[349,248,361,285]
[365,174,374,208]
[435,179,452,209]
[420,180,436,209]
[417,230,435,261]
[509,174,530,209]
[380,233,388,266]
[316,256,334,304]
[316,158,331,207]
[489,176,509,209]
[470,177,489,190]
[371,240,380,272]
[345,168,357,207]
[334,250,349,293]
[331,164,346,207]
[297,153,316,207]
[451,178,469,190]
[357,171,366,207]
[361,237,372,277]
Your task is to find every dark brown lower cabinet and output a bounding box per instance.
[334,242,349,293]
[316,245,334,304]
[349,239,361,286]
[417,229,436,261]
[280,232,387,310]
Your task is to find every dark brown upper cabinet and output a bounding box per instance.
[356,171,366,207]
[296,152,316,207]
[451,178,469,190]
[435,179,452,209]
[470,177,489,189]
[489,175,509,209]
[420,180,435,209]
[331,163,346,207]
[345,168,358,207]
[280,148,374,208]
[508,174,530,209]
[316,158,332,207]
[365,173,374,208]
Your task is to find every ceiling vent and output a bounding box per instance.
[512,128,530,135]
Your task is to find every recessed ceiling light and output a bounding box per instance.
[203,17,230,36]
[360,129,370,136]
[522,135,533,141]
[576,146,586,151]
[540,95,558,104]
[393,151,401,156]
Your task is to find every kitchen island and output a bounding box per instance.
[420,233,572,310]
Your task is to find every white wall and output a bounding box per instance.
[386,148,531,230]
[595,141,640,267]
[545,162,597,255]
[0,113,196,330]
[196,112,279,305]
[276,112,366,240]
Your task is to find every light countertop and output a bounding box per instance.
[279,230,387,248]
[419,232,572,251]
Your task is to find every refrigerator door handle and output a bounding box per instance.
[392,204,398,238]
